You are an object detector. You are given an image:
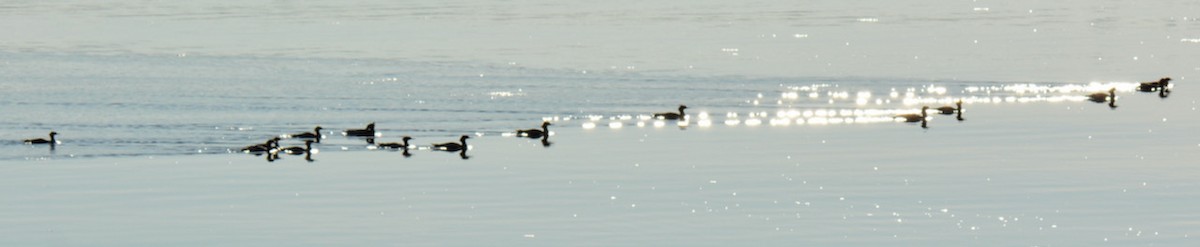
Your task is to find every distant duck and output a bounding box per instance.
[1088,88,1118,108]
[895,106,929,122]
[290,126,323,140]
[377,136,413,149]
[241,137,280,153]
[895,106,929,128]
[1137,77,1171,92]
[516,122,552,138]
[936,100,961,114]
[280,140,315,155]
[344,122,376,137]
[23,131,57,145]
[433,135,470,152]
[654,105,688,120]
[1088,88,1116,103]
[936,100,965,121]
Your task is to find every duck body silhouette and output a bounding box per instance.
[377,136,413,149]
[517,122,552,138]
[241,137,280,153]
[343,123,376,137]
[654,105,688,120]
[291,126,323,139]
[936,100,965,121]
[433,135,470,152]
[895,106,929,123]
[1138,77,1171,92]
[936,100,962,115]
[280,140,315,155]
[24,132,57,145]
[1088,88,1116,103]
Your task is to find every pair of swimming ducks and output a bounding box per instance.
[1082,77,1171,108]
[894,100,965,128]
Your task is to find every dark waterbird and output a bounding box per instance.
[1137,77,1171,92]
[279,140,315,155]
[654,105,688,120]
[23,131,57,145]
[240,137,280,154]
[377,136,413,149]
[1087,88,1117,109]
[517,122,552,138]
[277,140,316,162]
[433,135,470,152]
[936,100,964,121]
[895,106,929,128]
[290,126,323,142]
[344,122,376,137]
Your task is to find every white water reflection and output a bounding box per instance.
[561,81,1167,129]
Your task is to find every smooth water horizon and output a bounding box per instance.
[3,0,1199,245]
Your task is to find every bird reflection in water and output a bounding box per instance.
[458,149,469,160]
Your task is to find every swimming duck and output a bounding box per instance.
[895,106,929,123]
[344,122,376,137]
[23,131,57,145]
[1088,88,1116,103]
[279,140,315,155]
[241,137,280,153]
[1137,77,1171,92]
[433,135,470,152]
[516,122,552,138]
[936,100,961,115]
[290,126,323,140]
[936,100,965,121]
[377,136,413,149]
[654,105,688,120]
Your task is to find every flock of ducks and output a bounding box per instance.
[229,122,490,161]
[20,77,1174,160]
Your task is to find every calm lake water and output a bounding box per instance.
[2,0,1199,245]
